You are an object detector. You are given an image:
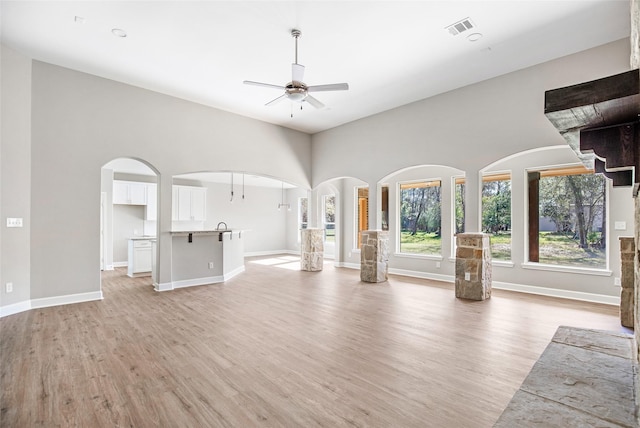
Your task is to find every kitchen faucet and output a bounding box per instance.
[216,222,228,230]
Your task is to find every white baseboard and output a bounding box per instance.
[154,281,174,292]
[223,266,245,281]
[492,281,620,306]
[244,250,298,257]
[113,261,128,268]
[172,275,224,289]
[31,291,103,310]
[333,262,618,306]
[0,300,32,317]
[388,268,454,284]
[335,262,361,270]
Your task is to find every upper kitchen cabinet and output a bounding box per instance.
[145,183,157,221]
[173,185,207,221]
[113,180,147,205]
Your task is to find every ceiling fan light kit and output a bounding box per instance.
[243,28,349,113]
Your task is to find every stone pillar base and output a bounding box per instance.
[620,237,635,328]
[301,228,324,271]
[455,233,492,300]
[360,230,389,283]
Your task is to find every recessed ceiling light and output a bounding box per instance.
[111,28,127,38]
[467,32,483,42]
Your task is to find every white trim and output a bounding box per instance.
[31,291,103,309]
[244,249,298,258]
[492,260,515,268]
[0,300,32,317]
[338,263,618,306]
[389,268,454,283]
[154,281,174,292]
[104,264,114,271]
[394,252,444,261]
[113,261,128,268]
[335,262,361,270]
[521,262,611,276]
[493,281,620,306]
[172,276,224,289]
[223,266,245,281]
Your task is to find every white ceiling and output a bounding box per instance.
[0,1,631,134]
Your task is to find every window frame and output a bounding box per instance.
[481,171,513,262]
[322,194,336,244]
[297,196,308,243]
[525,164,610,272]
[354,186,369,249]
[396,178,443,258]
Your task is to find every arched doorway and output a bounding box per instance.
[101,158,159,286]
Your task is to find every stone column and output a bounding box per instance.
[455,233,492,300]
[620,237,635,328]
[300,228,324,271]
[360,230,389,283]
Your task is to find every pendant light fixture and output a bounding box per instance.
[278,181,291,211]
[230,172,234,203]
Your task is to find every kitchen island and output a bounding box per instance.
[159,229,245,291]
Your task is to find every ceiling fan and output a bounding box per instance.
[243,29,349,110]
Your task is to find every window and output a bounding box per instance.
[399,180,441,255]
[323,195,336,243]
[529,166,607,269]
[356,187,368,248]
[298,197,308,241]
[381,185,389,231]
[454,178,465,234]
[482,173,511,260]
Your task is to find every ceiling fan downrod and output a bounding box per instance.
[291,29,301,65]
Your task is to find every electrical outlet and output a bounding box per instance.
[208,262,214,269]
[6,282,13,293]
[436,262,441,268]
[614,277,621,286]
[464,272,471,281]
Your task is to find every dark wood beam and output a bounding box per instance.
[544,69,640,196]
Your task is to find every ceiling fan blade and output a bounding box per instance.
[244,80,286,90]
[307,83,349,92]
[265,93,287,106]
[292,63,305,82]
[304,94,325,109]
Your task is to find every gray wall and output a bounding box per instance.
[0,45,32,308]
[0,36,634,314]
[311,38,633,300]
[24,58,311,302]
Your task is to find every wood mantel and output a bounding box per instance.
[544,69,640,195]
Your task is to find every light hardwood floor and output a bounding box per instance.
[1,255,627,427]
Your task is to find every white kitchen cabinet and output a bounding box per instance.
[113,181,147,205]
[127,239,153,277]
[173,185,207,221]
[145,183,157,221]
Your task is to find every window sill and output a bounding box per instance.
[521,262,611,276]
[492,260,514,268]
[394,253,443,261]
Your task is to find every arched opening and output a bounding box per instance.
[101,158,159,290]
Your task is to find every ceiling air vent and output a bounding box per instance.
[445,18,475,36]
